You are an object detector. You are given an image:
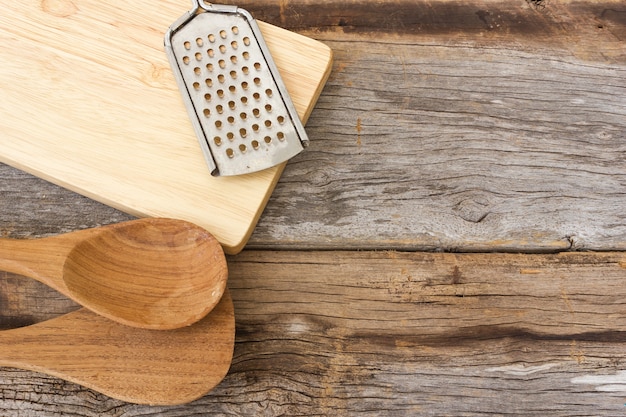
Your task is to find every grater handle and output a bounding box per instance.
[192,0,239,13]
[192,0,209,11]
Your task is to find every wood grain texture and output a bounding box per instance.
[0,1,333,254]
[243,0,626,252]
[0,251,625,414]
[0,219,228,330]
[0,289,234,406]
[248,30,626,252]
[0,1,623,253]
[238,0,626,53]
[1,0,625,414]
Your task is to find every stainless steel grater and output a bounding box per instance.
[165,0,309,176]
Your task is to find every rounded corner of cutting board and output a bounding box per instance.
[222,236,248,255]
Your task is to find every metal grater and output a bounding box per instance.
[165,0,309,176]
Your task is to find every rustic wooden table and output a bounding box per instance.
[1,0,626,415]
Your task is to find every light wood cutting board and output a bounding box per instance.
[0,1,332,254]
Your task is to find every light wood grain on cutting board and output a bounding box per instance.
[0,1,332,254]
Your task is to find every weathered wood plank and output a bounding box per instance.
[239,0,626,54]
[248,0,626,252]
[0,164,134,239]
[1,1,625,252]
[4,27,626,252]
[0,251,625,415]
[248,37,626,252]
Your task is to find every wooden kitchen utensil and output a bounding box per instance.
[0,218,228,330]
[0,289,235,405]
[0,1,333,254]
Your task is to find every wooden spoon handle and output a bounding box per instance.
[0,289,235,405]
[0,235,76,296]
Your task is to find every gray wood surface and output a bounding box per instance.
[1,0,625,415]
[1,251,626,415]
[2,2,624,253]
[240,0,626,252]
[248,37,626,252]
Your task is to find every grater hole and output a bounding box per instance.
[214,136,222,146]
[231,41,238,49]
[265,120,272,128]
[227,116,235,124]
[240,112,247,120]
[265,88,273,97]
[218,74,225,83]
[264,136,272,144]
[253,92,260,100]
[239,128,247,138]
[218,59,226,69]
[242,66,249,75]
[207,49,215,58]
[229,85,236,93]
[254,62,261,71]
[243,37,251,46]
[215,120,223,128]
[228,101,236,110]
[252,123,259,132]
[206,63,213,71]
[196,37,203,47]
[252,108,260,117]
[206,78,213,87]
[241,96,248,104]
[184,41,191,50]
[193,82,200,90]
[251,140,260,150]
[194,67,201,75]
[242,51,250,60]
[208,34,215,43]
[226,148,234,158]
[183,56,190,65]
[216,104,224,113]
[277,115,285,124]
[219,45,226,54]
[230,70,237,79]
[230,55,237,64]
[277,132,285,141]
[241,81,249,90]
[195,52,202,61]
[239,144,247,153]
[203,108,210,117]
[232,26,239,35]
[227,132,234,141]
[217,89,224,98]
[265,104,272,112]
[204,93,211,101]
[254,77,261,86]
[220,30,227,39]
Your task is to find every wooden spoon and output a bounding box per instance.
[0,218,228,330]
[0,289,235,405]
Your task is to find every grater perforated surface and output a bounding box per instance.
[167,8,307,176]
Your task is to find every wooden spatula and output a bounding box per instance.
[0,289,235,405]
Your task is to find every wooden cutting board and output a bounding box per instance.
[0,1,332,254]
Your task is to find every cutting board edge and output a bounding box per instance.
[0,38,333,255]
[231,44,334,254]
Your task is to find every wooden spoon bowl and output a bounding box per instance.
[0,218,228,329]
